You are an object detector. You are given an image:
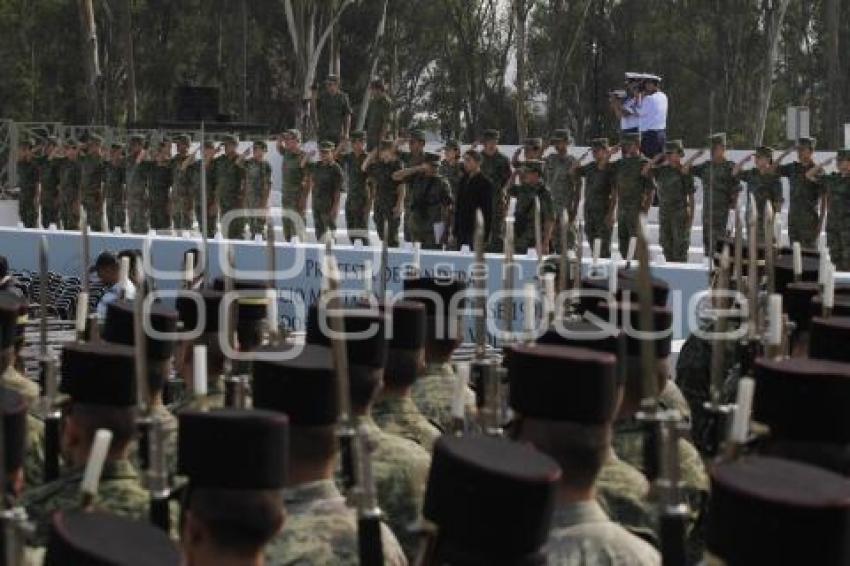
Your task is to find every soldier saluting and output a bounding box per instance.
[509,160,554,254]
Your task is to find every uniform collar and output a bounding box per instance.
[552,499,610,529]
[283,479,341,505]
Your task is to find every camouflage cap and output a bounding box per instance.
[523,137,544,149]
[521,160,545,175]
[86,133,103,144]
[409,129,427,142]
[590,137,609,149]
[755,146,774,159]
[837,149,850,162]
[797,137,816,149]
[220,133,238,145]
[253,140,268,150]
[442,139,460,151]
[46,135,60,145]
[325,74,339,84]
[549,129,571,143]
[202,140,215,150]
[64,138,79,148]
[319,140,336,152]
[664,139,685,155]
[110,141,125,150]
[282,129,301,141]
[128,133,146,144]
[709,132,727,146]
[620,132,641,146]
[173,134,191,145]
[379,138,395,150]
[350,130,366,141]
[481,129,500,141]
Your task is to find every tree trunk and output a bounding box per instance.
[78,0,100,123]
[513,0,529,141]
[356,0,389,130]
[824,0,841,148]
[752,0,791,145]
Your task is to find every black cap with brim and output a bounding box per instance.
[706,456,850,566]
[754,357,850,444]
[306,305,387,368]
[507,344,618,423]
[252,344,338,426]
[423,435,561,563]
[60,343,137,406]
[537,319,627,384]
[45,510,181,566]
[178,408,289,489]
[102,300,178,360]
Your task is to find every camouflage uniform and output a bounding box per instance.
[103,160,127,231]
[79,152,105,231]
[367,159,403,247]
[365,93,393,150]
[193,158,218,238]
[439,159,464,205]
[26,414,45,489]
[340,150,370,242]
[820,173,850,271]
[38,156,62,228]
[508,181,554,254]
[58,157,82,230]
[148,161,173,230]
[16,158,39,228]
[126,156,151,234]
[317,90,353,145]
[736,168,783,219]
[214,154,246,239]
[359,415,430,560]
[779,161,822,248]
[171,155,197,231]
[692,159,739,254]
[613,421,709,564]
[653,165,695,262]
[309,160,344,242]
[480,149,512,251]
[407,173,452,249]
[265,479,407,565]
[2,367,38,407]
[281,149,307,240]
[400,150,426,243]
[22,459,149,546]
[244,157,272,235]
[545,152,579,252]
[596,450,658,546]
[411,362,475,432]
[576,162,616,258]
[613,155,653,255]
[373,395,441,452]
[546,500,661,565]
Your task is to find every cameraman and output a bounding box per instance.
[637,74,667,158]
[610,72,642,134]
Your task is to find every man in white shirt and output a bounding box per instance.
[610,72,642,134]
[637,74,668,158]
[92,251,135,319]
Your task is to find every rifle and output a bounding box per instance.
[379,221,389,303]
[657,410,689,566]
[765,293,783,360]
[450,362,470,435]
[77,209,90,342]
[503,217,515,343]
[38,236,61,483]
[822,262,835,319]
[732,208,743,290]
[764,202,775,295]
[558,210,569,296]
[741,194,759,377]
[356,423,385,566]
[266,220,280,345]
[634,215,664,481]
[222,243,247,408]
[791,242,802,283]
[724,376,755,460]
[533,196,543,265]
[80,429,112,510]
[324,241,357,492]
[200,123,209,285]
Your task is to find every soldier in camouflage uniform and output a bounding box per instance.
[645,139,695,262]
[148,139,173,231]
[16,138,39,228]
[37,137,62,228]
[57,139,82,230]
[509,160,554,254]
[365,77,392,150]
[254,345,406,565]
[214,134,246,239]
[477,129,512,252]
[337,131,371,244]
[307,140,344,242]
[545,129,579,253]
[170,134,196,231]
[507,344,661,565]
[613,132,654,255]
[399,130,428,243]
[439,139,464,205]
[775,137,824,248]
[22,343,149,546]
[79,134,105,231]
[512,137,545,171]
[364,139,404,247]
[392,152,453,249]
[808,149,850,270]
[316,74,353,145]
[574,138,618,258]
[244,140,272,236]
[688,133,740,255]
[195,140,219,238]
[734,145,783,219]
[277,129,308,241]
[125,134,151,234]
[103,142,127,231]
[373,301,441,452]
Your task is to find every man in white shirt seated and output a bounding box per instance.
[92,251,135,319]
[637,74,668,158]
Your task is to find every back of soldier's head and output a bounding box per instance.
[176,290,226,378]
[403,276,467,363]
[178,409,288,558]
[383,300,427,389]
